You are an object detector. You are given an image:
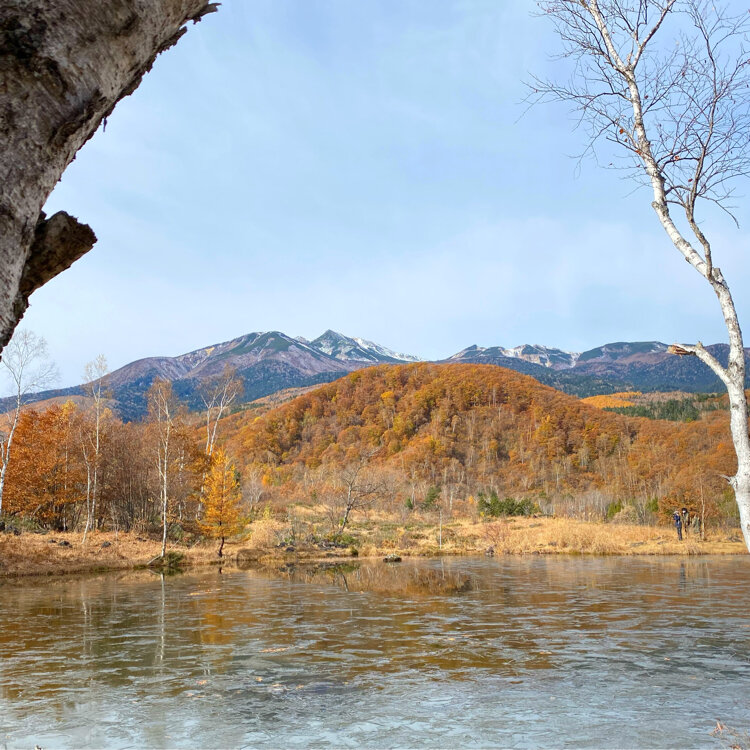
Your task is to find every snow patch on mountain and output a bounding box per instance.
[310,330,421,363]
[448,344,579,369]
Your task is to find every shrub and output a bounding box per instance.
[422,485,441,510]
[605,500,623,520]
[248,519,285,549]
[477,491,538,517]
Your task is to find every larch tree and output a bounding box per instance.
[534,0,750,551]
[0,329,57,514]
[199,448,243,558]
[0,1,217,354]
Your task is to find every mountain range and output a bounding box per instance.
[443,340,746,397]
[5,331,743,420]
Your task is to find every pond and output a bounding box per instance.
[0,556,748,748]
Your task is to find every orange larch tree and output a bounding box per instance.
[199,448,244,557]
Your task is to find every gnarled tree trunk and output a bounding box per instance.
[0,0,216,351]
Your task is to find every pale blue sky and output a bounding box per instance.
[21,0,750,385]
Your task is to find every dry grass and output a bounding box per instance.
[0,515,744,580]
[456,516,746,556]
[0,530,231,579]
[245,519,287,549]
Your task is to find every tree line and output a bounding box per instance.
[225,363,740,534]
[0,351,742,545]
[0,332,245,556]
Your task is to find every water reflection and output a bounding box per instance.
[0,557,748,748]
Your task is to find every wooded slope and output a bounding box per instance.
[225,363,735,520]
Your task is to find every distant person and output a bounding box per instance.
[673,510,683,541]
[681,507,690,537]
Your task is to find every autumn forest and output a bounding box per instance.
[1,361,740,551]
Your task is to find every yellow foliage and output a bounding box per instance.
[199,449,244,555]
[582,391,642,409]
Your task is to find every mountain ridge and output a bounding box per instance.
[6,331,746,420]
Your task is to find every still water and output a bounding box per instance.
[0,556,748,749]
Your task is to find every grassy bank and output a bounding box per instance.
[308,514,745,558]
[0,531,224,578]
[0,517,744,579]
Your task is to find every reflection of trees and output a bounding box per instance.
[0,558,748,744]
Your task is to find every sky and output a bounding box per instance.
[18,0,750,386]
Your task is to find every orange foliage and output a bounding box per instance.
[220,364,734,520]
[4,402,86,524]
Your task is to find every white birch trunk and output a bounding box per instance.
[0,391,22,516]
[0,0,216,352]
[587,0,750,550]
[160,418,171,558]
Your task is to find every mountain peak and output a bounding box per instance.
[311,331,421,364]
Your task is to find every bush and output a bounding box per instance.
[477,491,538,517]
[248,518,285,549]
[422,485,441,510]
[329,532,358,548]
[148,551,185,571]
[605,500,623,520]
[611,505,638,524]
[0,515,44,534]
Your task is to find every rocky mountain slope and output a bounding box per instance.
[445,340,745,395]
[8,331,421,421]
[8,331,745,421]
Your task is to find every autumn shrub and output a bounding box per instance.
[481,520,510,548]
[248,519,285,549]
[148,551,185,570]
[611,504,638,524]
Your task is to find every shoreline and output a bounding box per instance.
[0,517,745,581]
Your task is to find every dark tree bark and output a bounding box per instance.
[0,0,217,351]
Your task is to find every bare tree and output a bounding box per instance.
[242,464,265,514]
[329,448,383,538]
[0,330,57,514]
[0,1,217,353]
[199,366,243,457]
[80,355,110,545]
[534,0,750,551]
[148,379,177,558]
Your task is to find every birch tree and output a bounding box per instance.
[0,330,57,515]
[199,366,243,457]
[148,379,177,558]
[80,355,110,545]
[534,0,750,551]
[0,1,217,353]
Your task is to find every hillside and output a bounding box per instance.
[224,363,736,521]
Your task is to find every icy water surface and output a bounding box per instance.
[1,556,749,748]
